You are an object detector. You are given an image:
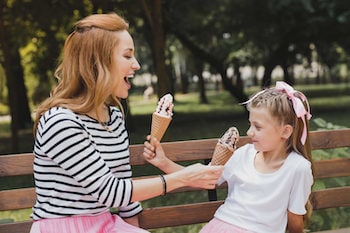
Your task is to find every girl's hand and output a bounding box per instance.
[143,135,167,167]
[142,135,185,173]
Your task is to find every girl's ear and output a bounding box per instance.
[281,124,293,140]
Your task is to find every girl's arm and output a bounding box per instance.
[123,215,140,227]
[143,136,184,173]
[287,211,304,233]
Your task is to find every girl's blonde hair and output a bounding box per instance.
[33,13,129,134]
[246,83,314,222]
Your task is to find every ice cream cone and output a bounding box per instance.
[211,143,233,166]
[210,127,239,165]
[150,112,172,144]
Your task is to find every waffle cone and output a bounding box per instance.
[211,143,234,166]
[150,112,172,144]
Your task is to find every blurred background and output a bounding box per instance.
[1,0,350,151]
[0,1,350,231]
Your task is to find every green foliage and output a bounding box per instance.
[0,103,8,116]
[307,118,350,231]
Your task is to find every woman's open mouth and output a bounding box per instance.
[124,75,134,85]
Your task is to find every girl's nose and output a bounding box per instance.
[246,127,252,137]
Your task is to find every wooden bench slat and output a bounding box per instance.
[0,153,34,177]
[138,200,223,229]
[312,228,350,233]
[314,158,350,179]
[310,128,350,150]
[0,188,36,211]
[0,221,32,233]
[311,186,350,210]
[1,129,349,176]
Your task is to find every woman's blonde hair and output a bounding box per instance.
[246,85,314,222]
[33,13,129,134]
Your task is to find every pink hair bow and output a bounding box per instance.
[275,81,312,144]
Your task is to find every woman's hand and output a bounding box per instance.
[174,163,224,190]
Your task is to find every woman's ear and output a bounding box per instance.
[281,124,293,140]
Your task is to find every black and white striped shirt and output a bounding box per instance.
[31,107,142,220]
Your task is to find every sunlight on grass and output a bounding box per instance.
[0,209,32,223]
[129,90,245,115]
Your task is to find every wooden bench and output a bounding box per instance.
[0,129,349,233]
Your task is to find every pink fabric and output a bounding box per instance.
[200,218,255,233]
[29,211,149,233]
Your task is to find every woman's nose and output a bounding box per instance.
[132,58,141,70]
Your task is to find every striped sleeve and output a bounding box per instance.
[118,201,143,218]
[36,108,133,208]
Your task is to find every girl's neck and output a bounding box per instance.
[255,149,289,173]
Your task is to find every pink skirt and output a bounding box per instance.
[200,218,254,233]
[29,211,150,233]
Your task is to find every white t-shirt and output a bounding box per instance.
[215,143,313,233]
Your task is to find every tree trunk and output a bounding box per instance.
[141,0,171,98]
[0,22,33,152]
[194,59,208,104]
[261,59,274,88]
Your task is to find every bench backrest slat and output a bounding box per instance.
[314,158,350,179]
[0,188,36,211]
[0,221,31,233]
[0,153,34,177]
[1,129,350,175]
[311,187,350,210]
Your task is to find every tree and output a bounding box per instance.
[0,1,33,151]
[0,0,92,151]
[140,0,171,98]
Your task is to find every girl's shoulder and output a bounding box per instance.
[287,151,312,172]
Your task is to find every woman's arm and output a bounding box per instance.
[131,163,223,202]
[287,211,304,233]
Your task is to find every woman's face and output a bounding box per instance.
[111,30,140,99]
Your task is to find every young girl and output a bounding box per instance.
[144,81,313,233]
[30,13,223,233]
[199,81,314,233]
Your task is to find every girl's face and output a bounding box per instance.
[247,107,288,152]
[111,30,140,99]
